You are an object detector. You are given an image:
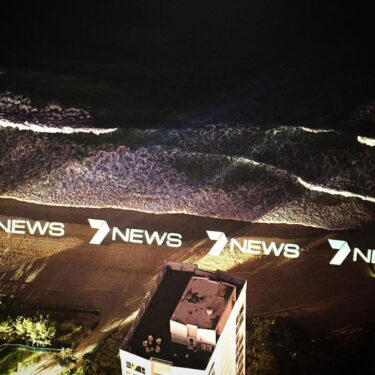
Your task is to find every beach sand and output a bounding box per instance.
[1,197,375,346]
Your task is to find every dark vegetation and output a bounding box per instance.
[0,296,92,349]
[0,347,44,375]
[246,316,375,375]
[61,329,123,375]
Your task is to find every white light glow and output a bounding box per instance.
[357,136,375,147]
[0,118,118,135]
[297,177,375,203]
[301,127,335,133]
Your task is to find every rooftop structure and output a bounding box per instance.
[120,262,247,375]
[171,277,236,331]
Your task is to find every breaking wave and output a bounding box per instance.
[0,92,117,134]
[358,136,375,147]
[0,118,117,135]
[296,177,375,203]
[1,118,375,229]
[301,127,336,134]
[1,92,375,229]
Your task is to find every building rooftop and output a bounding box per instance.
[122,264,245,370]
[171,277,235,330]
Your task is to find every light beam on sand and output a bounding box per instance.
[357,136,375,147]
[0,118,118,135]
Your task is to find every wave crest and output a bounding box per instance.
[1,121,375,229]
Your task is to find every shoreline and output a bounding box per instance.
[0,195,370,231]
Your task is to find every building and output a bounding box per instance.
[120,262,247,375]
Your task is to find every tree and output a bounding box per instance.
[246,317,278,375]
[24,315,56,347]
[57,348,77,366]
[0,313,57,347]
[0,317,13,340]
[13,316,27,338]
[12,315,56,346]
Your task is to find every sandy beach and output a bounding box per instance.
[1,197,374,343]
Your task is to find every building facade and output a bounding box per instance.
[120,262,247,375]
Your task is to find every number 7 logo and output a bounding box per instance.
[328,239,351,266]
[206,231,228,255]
[88,219,110,245]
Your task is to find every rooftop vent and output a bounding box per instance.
[206,308,213,316]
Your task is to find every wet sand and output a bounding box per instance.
[1,198,375,341]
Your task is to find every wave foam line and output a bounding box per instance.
[0,193,331,229]
[0,118,118,135]
[297,177,375,203]
[177,153,375,207]
[235,155,375,204]
[357,136,375,147]
[0,153,372,230]
[301,127,336,133]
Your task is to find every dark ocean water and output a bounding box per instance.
[1,91,375,229]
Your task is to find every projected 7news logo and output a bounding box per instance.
[206,231,375,266]
[88,219,182,247]
[206,231,300,258]
[328,239,375,266]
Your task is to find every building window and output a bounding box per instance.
[208,362,216,375]
[126,361,146,374]
[236,305,245,325]
[236,305,245,375]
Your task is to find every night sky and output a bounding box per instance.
[1,1,373,130]
[2,2,371,61]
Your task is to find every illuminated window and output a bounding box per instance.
[126,361,146,374]
[235,305,245,375]
[208,362,216,375]
[236,305,245,324]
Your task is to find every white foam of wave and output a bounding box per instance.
[1,150,373,231]
[237,156,375,204]
[0,193,332,229]
[357,136,375,147]
[301,127,336,133]
[0,118,118,135]
[296,177,375,203]
[0,128,373,229]
[0,188,369,231]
